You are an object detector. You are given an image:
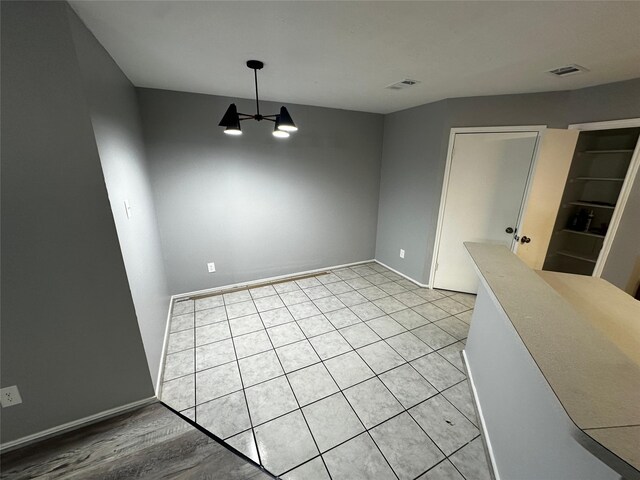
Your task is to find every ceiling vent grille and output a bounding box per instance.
[547,64,588,77]
[386,79,420,90]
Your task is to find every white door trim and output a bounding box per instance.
[569,118,640,131]
[568,118,640,277]
[429,126,547,289]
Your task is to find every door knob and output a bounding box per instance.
[505,227,514,234]
[520,236,531,244]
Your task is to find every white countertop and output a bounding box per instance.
[465,242,640,473]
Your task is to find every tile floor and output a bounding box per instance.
[160,262,491,479]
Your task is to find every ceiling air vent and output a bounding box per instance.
[386,79,421,90]
[547,64,589,77]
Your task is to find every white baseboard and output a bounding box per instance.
[373,259,429,288]
[170,259,376,301]
[155,301,174,395]
[462,350,501,480]
[158,259,375,393]
[0,396,157,454]
[158,258,422,393]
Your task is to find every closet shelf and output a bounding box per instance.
[560,229,606,239]
[579,149,634,154]
[556,250,599,263]
[572,177,625,182]
[567,201,615,209]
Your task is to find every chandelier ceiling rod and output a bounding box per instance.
[237,60,276,122]
[253,63,261,118]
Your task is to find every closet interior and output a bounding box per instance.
[543,127,640,275]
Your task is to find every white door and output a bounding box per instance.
[433,131,539,293]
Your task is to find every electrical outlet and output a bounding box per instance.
[207,262,216,273]
[399,249,405,259]
[1,386,22,408]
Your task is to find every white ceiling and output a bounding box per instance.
[69,1,640,114]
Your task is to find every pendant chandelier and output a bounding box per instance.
[218,60,298,138]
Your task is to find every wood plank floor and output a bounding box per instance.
[0,402,275,479]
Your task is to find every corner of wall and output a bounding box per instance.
[66,4,172,386]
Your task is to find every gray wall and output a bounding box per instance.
[568,78,640,124]
[138,89,384,294]
[0,1,154,444]
[376,79,640,285]
[375,100,448,282]
[68,8,170,383]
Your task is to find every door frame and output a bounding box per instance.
[568,118,640,277]
[429,126,547,289]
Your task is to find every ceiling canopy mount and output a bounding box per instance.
[246,60,264,70]
[218,60,298,138]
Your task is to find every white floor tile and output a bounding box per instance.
[287,363,339,406]
[245,376,298,426]
[322,433,396,480]
[409,394,479,456]
[195,362,242,405]
[238,350,284,387]
[323,351,375,389]
[276,340,321,373]
[308,331,352,360]
[343,377,403,429]
[370,412,444,480]
[254,410,318,475]
[302,393,364,452]
[196,390,250,439]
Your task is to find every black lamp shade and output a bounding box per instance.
[277,106,298,132]
[273,116,290,138]
[219,103,241,129]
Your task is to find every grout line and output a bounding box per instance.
[163,305,470,397]
[416,458,452,479]
[286,307,442,479]
[322,284,480,477]
[315,335,401,478]
[169,341,467,420]
[307,299,438,478]
[226,295,264,468]
[282,323,369,477]
[255,298,334,480]
[276,277,392,476]
[160,402,278,479]
[162,320,468,394]
[276,454,329,479]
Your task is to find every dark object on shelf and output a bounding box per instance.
[567,209,590,231]
[584,210,594,232]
